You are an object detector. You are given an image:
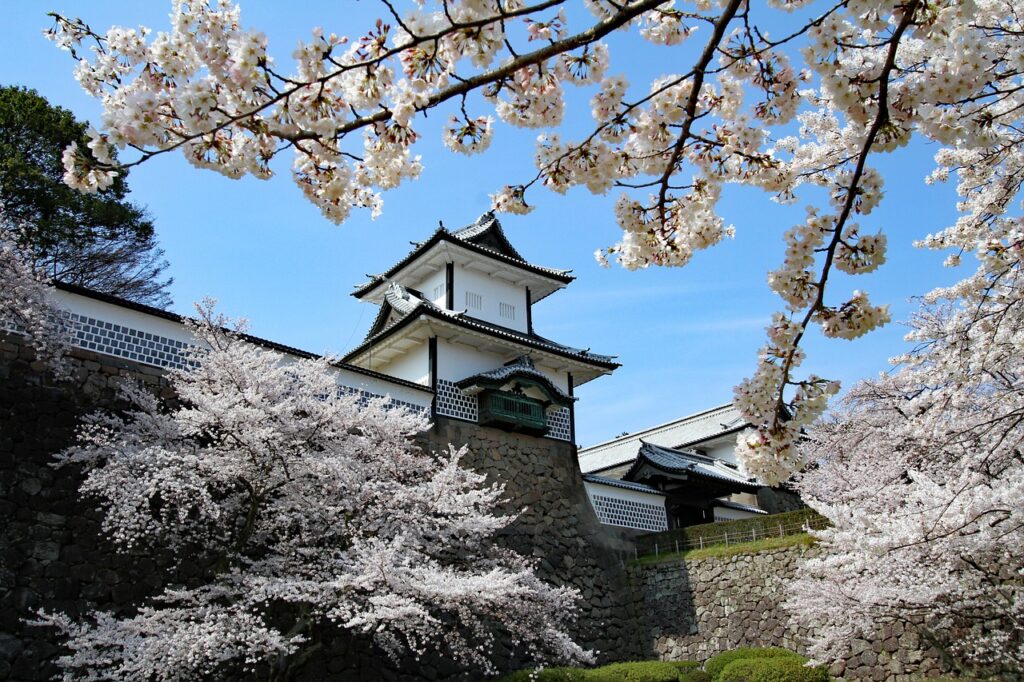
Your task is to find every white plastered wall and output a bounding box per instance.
[52,289,434,412]
[436,338,569,393]
[695,434,747,466]
[374,343,430,385]
[53,290,198,348]
[453,264,529,333]
[413,268,448,308]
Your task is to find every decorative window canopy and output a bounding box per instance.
[455,355,575,409]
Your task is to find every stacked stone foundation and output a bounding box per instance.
[0,333,644,680]
[629,545,951,681]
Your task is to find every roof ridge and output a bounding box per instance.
[580,402,739,452]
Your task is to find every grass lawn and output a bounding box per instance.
[632,532,817,565]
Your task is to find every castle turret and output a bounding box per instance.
[343,212,619,443]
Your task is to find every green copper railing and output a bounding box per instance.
[478,390,548,434]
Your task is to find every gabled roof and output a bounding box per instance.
[455,355,575,405]
[582,474,666,496]
[625,442,760,492]
[343,282,619,373]
[352,213,574,301]
[363,281,422,340]
[449,212,525,261]
[578,403,750,474]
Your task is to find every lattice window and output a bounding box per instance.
[547,406,571,442]
[499,302,515,320]
[433,283,446,301]
[465,291,482,310]
[590,494,668,532]
[435,378,479,421]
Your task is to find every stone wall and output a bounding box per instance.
[0,332,644,680]
[421,419,646,663]
[0,334,188,681]
[630,543,948,681]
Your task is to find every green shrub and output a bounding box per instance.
[585,660,691,681]
[704,647,803,681]
[500,661,705,682]
[499,667,586,682]
[716,657,830,682]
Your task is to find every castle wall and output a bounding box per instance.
[0,332,643,680]
[629,544,949,681]
[420,418,646,663]
[0,336,187,681]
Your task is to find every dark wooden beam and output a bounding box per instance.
[525,287,533,333]
[429,336,438,419]
[568,372,576,446]
[445,263,455,310]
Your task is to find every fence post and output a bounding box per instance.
[675,539,679,554]
[655,542,659,556]
[634,547,638,560]
[778,523,784,537]
[725,531,729,546]
[699,535,704,549]
[752,528,757,542]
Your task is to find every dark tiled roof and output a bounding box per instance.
[450,211,525,260]
[626,442,760,491]
[455,355,575,403]
[582,474,665,496]
[54,282,433,393]
[353,213,573,299]
[344,282,619,370]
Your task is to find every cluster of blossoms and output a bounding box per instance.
[37,305,591,678]
[789,273,1024,673]
[48,0,1024,482]
[0,207,69,372]
[733,313,841,484]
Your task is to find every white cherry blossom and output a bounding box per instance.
[46,0,1024,482]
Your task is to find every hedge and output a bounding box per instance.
[500,661,704,682]
[703,647,804,681]
[717,657,830,682]
[634,508,827,557]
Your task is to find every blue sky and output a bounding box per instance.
[1,2,967,446]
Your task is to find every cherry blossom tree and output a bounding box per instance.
[46,0,1023,482]
[787,232,1024,675]
[36,303,591,680]
[0,205,69,368]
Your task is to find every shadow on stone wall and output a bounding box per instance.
[0,333,646,680]
[630,545,950,681]
[0,334,198,680]
[421,418,648,666]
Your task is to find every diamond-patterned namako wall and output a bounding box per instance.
[435,379,572,442]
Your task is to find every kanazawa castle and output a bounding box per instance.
[28,211,785,537]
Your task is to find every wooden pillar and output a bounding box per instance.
[525,287,533,334]
[567,372,576,446]
[429,336,438,419]
[445,263,454,310]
